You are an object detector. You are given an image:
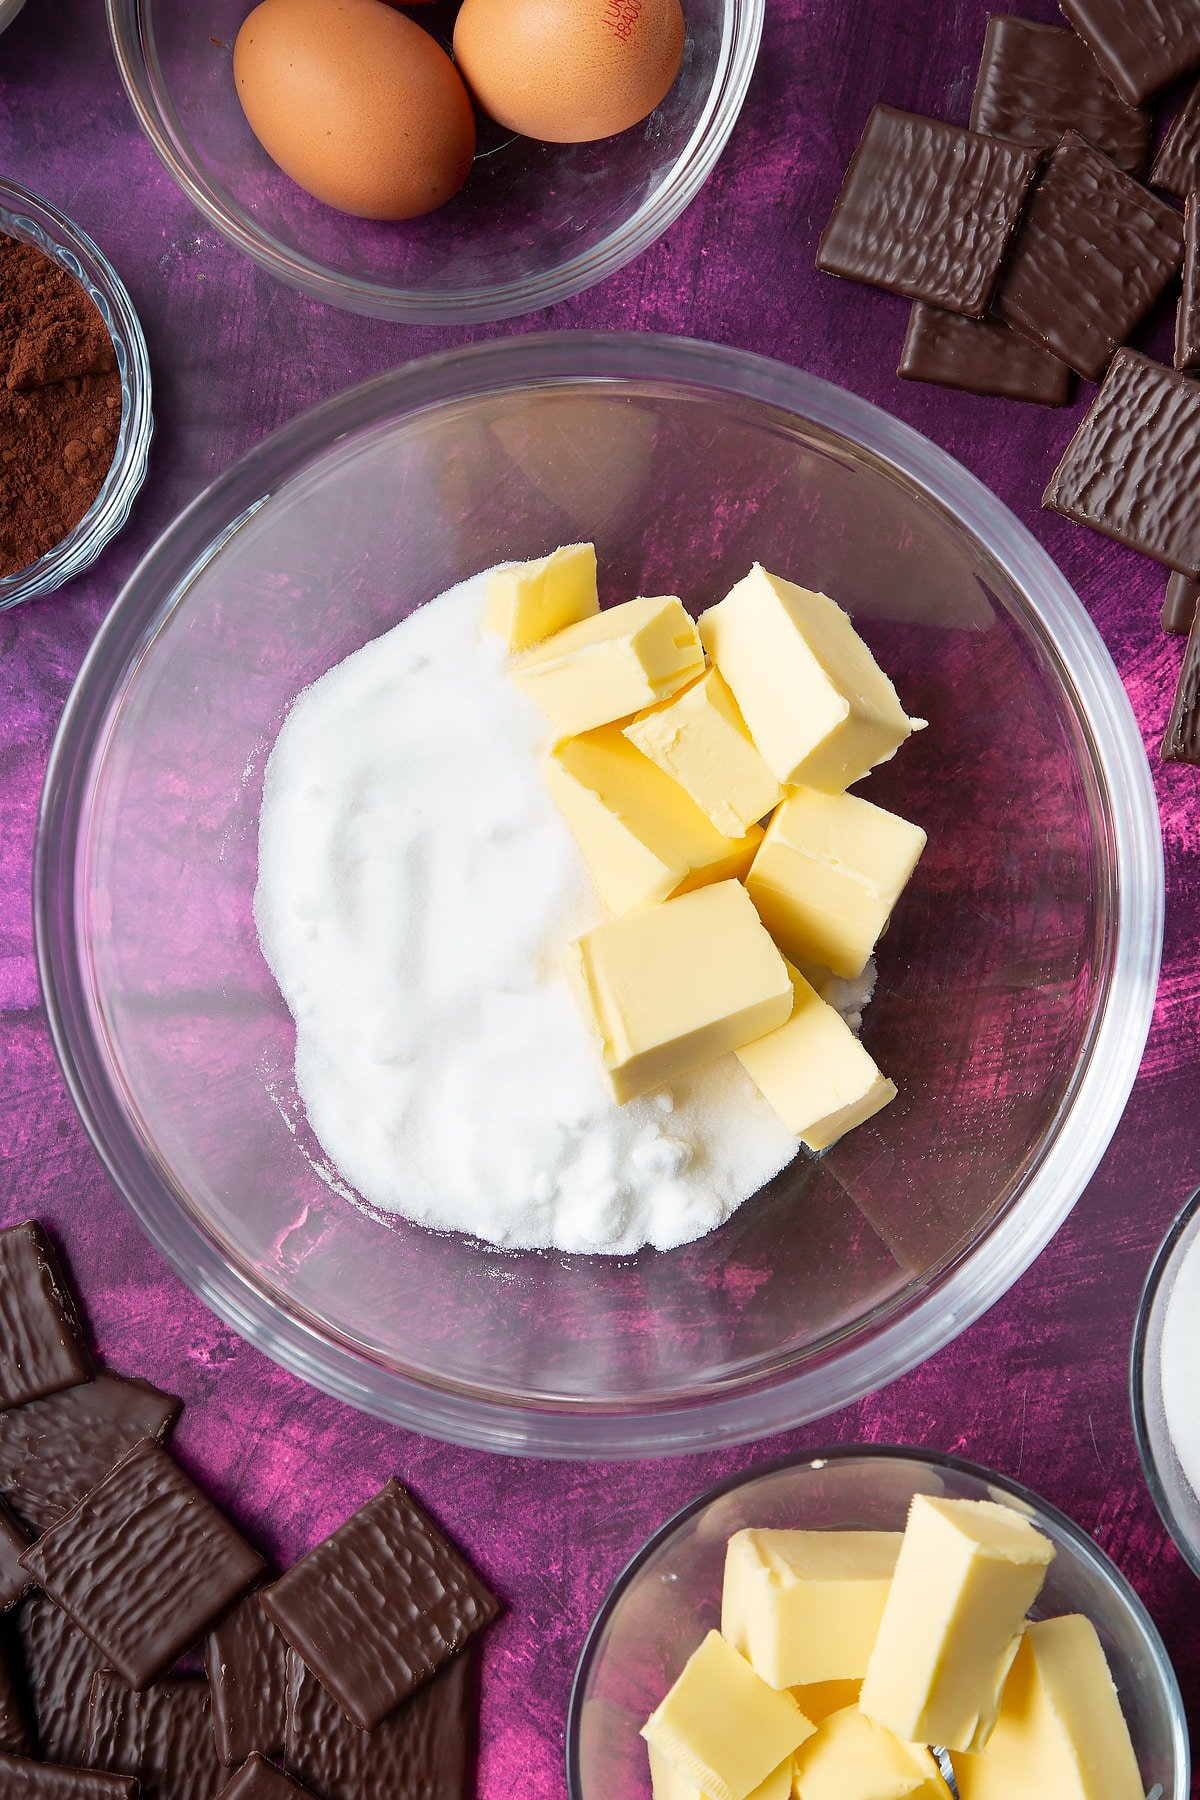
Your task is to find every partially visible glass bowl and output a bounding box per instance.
[1131,1188,1200,1579]
[35,333,1161,1457]
[0,0,27,34]
[105,0,763,323]
[0,178,152,611]
[567,1447,1189,1800]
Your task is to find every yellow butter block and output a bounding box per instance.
[722,1528,902,1686]
[698,565,921,791]
[649,1744,795,1800]
[544,726,762,915]
[860,1496,1055,1754]
[567,881,793,1105]
[735,969,896,1151]
[641,1630,815,1800]
[512,595,704,737]
[746,787,926,980]
[950,1616,1143,1800]
[789,1680,862,1724]
[791,1706,949,1800]
[624,667,784,836]
[484,543,599,651]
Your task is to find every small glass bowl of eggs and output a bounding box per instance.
[106,0,763,322]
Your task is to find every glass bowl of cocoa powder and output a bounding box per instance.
[0,177,152,610]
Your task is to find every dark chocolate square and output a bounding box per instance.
[0,1496,33,1611]
[1163,595,1200,760]
[261,1482,497,1735]
[1163,571,1200,631]
[0,1757,136,1798]
[1176,193,1200,370]
[1059,0,1200,106]
[87,1671,229,1800]
[1044,349,1200,573]
[285,1648,474,1800]
[971,14,1153,174]
[14,1589,108,1766]
[217,1754,315,1800]
[995,130,1182,379]
[205,1592,288,1766]
[1151,79,1200,194]
[898,303,1073,403]
[0,1371,181,1536]
[0,1224,91,1410]
[19,1439,264,1690]
[0,1637,32,1757]
[817,105,1041,317]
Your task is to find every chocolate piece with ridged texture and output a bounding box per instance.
[1058,0,1200,105]
[87,1670,228,1800]
[285,1648,474,1800]
[0,1757,137,1798]
[19,1439,264,1690]
[1151,80,1200,194]
[995,131,1182,379]
[261,1481,497,1733]
[816,105,1041,317]
[0,1496,33,1610]
[0,1224,91,1411]
[898,303,1073,403]
[0,1373,181,1536]
[0,1635,33,1756]
[971,14,1152,174]
[205,1593,288,1766]
[1177,194,1200,371]
[217,1754,315,1800]
[1163,599,1200,761]
[1044,350,1200,573]
[1163,572,1200,632]
[15,1589,108,1765]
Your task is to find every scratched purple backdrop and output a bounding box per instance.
[2,1,1199,1794]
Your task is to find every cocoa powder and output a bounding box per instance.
[0,233,122,580]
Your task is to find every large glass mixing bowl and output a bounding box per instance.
[35,334,1162,1457]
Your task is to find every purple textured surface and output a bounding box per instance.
[1,3,1199,1797]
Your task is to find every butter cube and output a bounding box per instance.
[512,595,704,737]
[951,1617,1143,1800]
[735,969,896,1151]
[649,1745,795,1800]
[484,543,598,651]
[860,1496,1055,1754]
[746,787,926,980]
[698,566,921,791]
[722,1529,902,1686]
[544,726,762,915]
[624,668,784,836]
[567,881,793,1104]
[641,1630,815,1800]
[789,1681,862,1724]
[792,1706,949,1800]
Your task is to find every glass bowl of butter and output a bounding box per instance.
[35,332,1161,1457]
[567,1446,1188,1800]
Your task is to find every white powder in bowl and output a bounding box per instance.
[254,571,799,1256]
[1161,1228,1200,1502]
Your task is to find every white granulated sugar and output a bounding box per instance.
[254,571,799,1256]
[1161,1228,1200,1503]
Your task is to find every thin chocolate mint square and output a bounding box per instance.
[971,14,1153,174]
[261,1481,498,1734]
[205,1591,289,1766]
[1163,596,1200,762]
[0,1757,135,1798]
[1044,350,1200,574]
[14,1589,109,1766]
[1163,572,1200,632]
[817,105,1041,317]
[285,1647,475,1800]
[898,303,1073,404]
[1059,0,1200,106]
[0,1371,181,1535]
[995,130,1182,379]
[19,1439,264,1690]
[0,1224,91,1410]
[0,1638,32,1757]
[0,1495,33,1611]
[1151,79,1200,195]
[1177,193,1200,371]
[217,1754,315,1800]
[88,1671,229,1800]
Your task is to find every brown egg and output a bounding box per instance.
[234,0,476,219]
[452,0,686,143]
